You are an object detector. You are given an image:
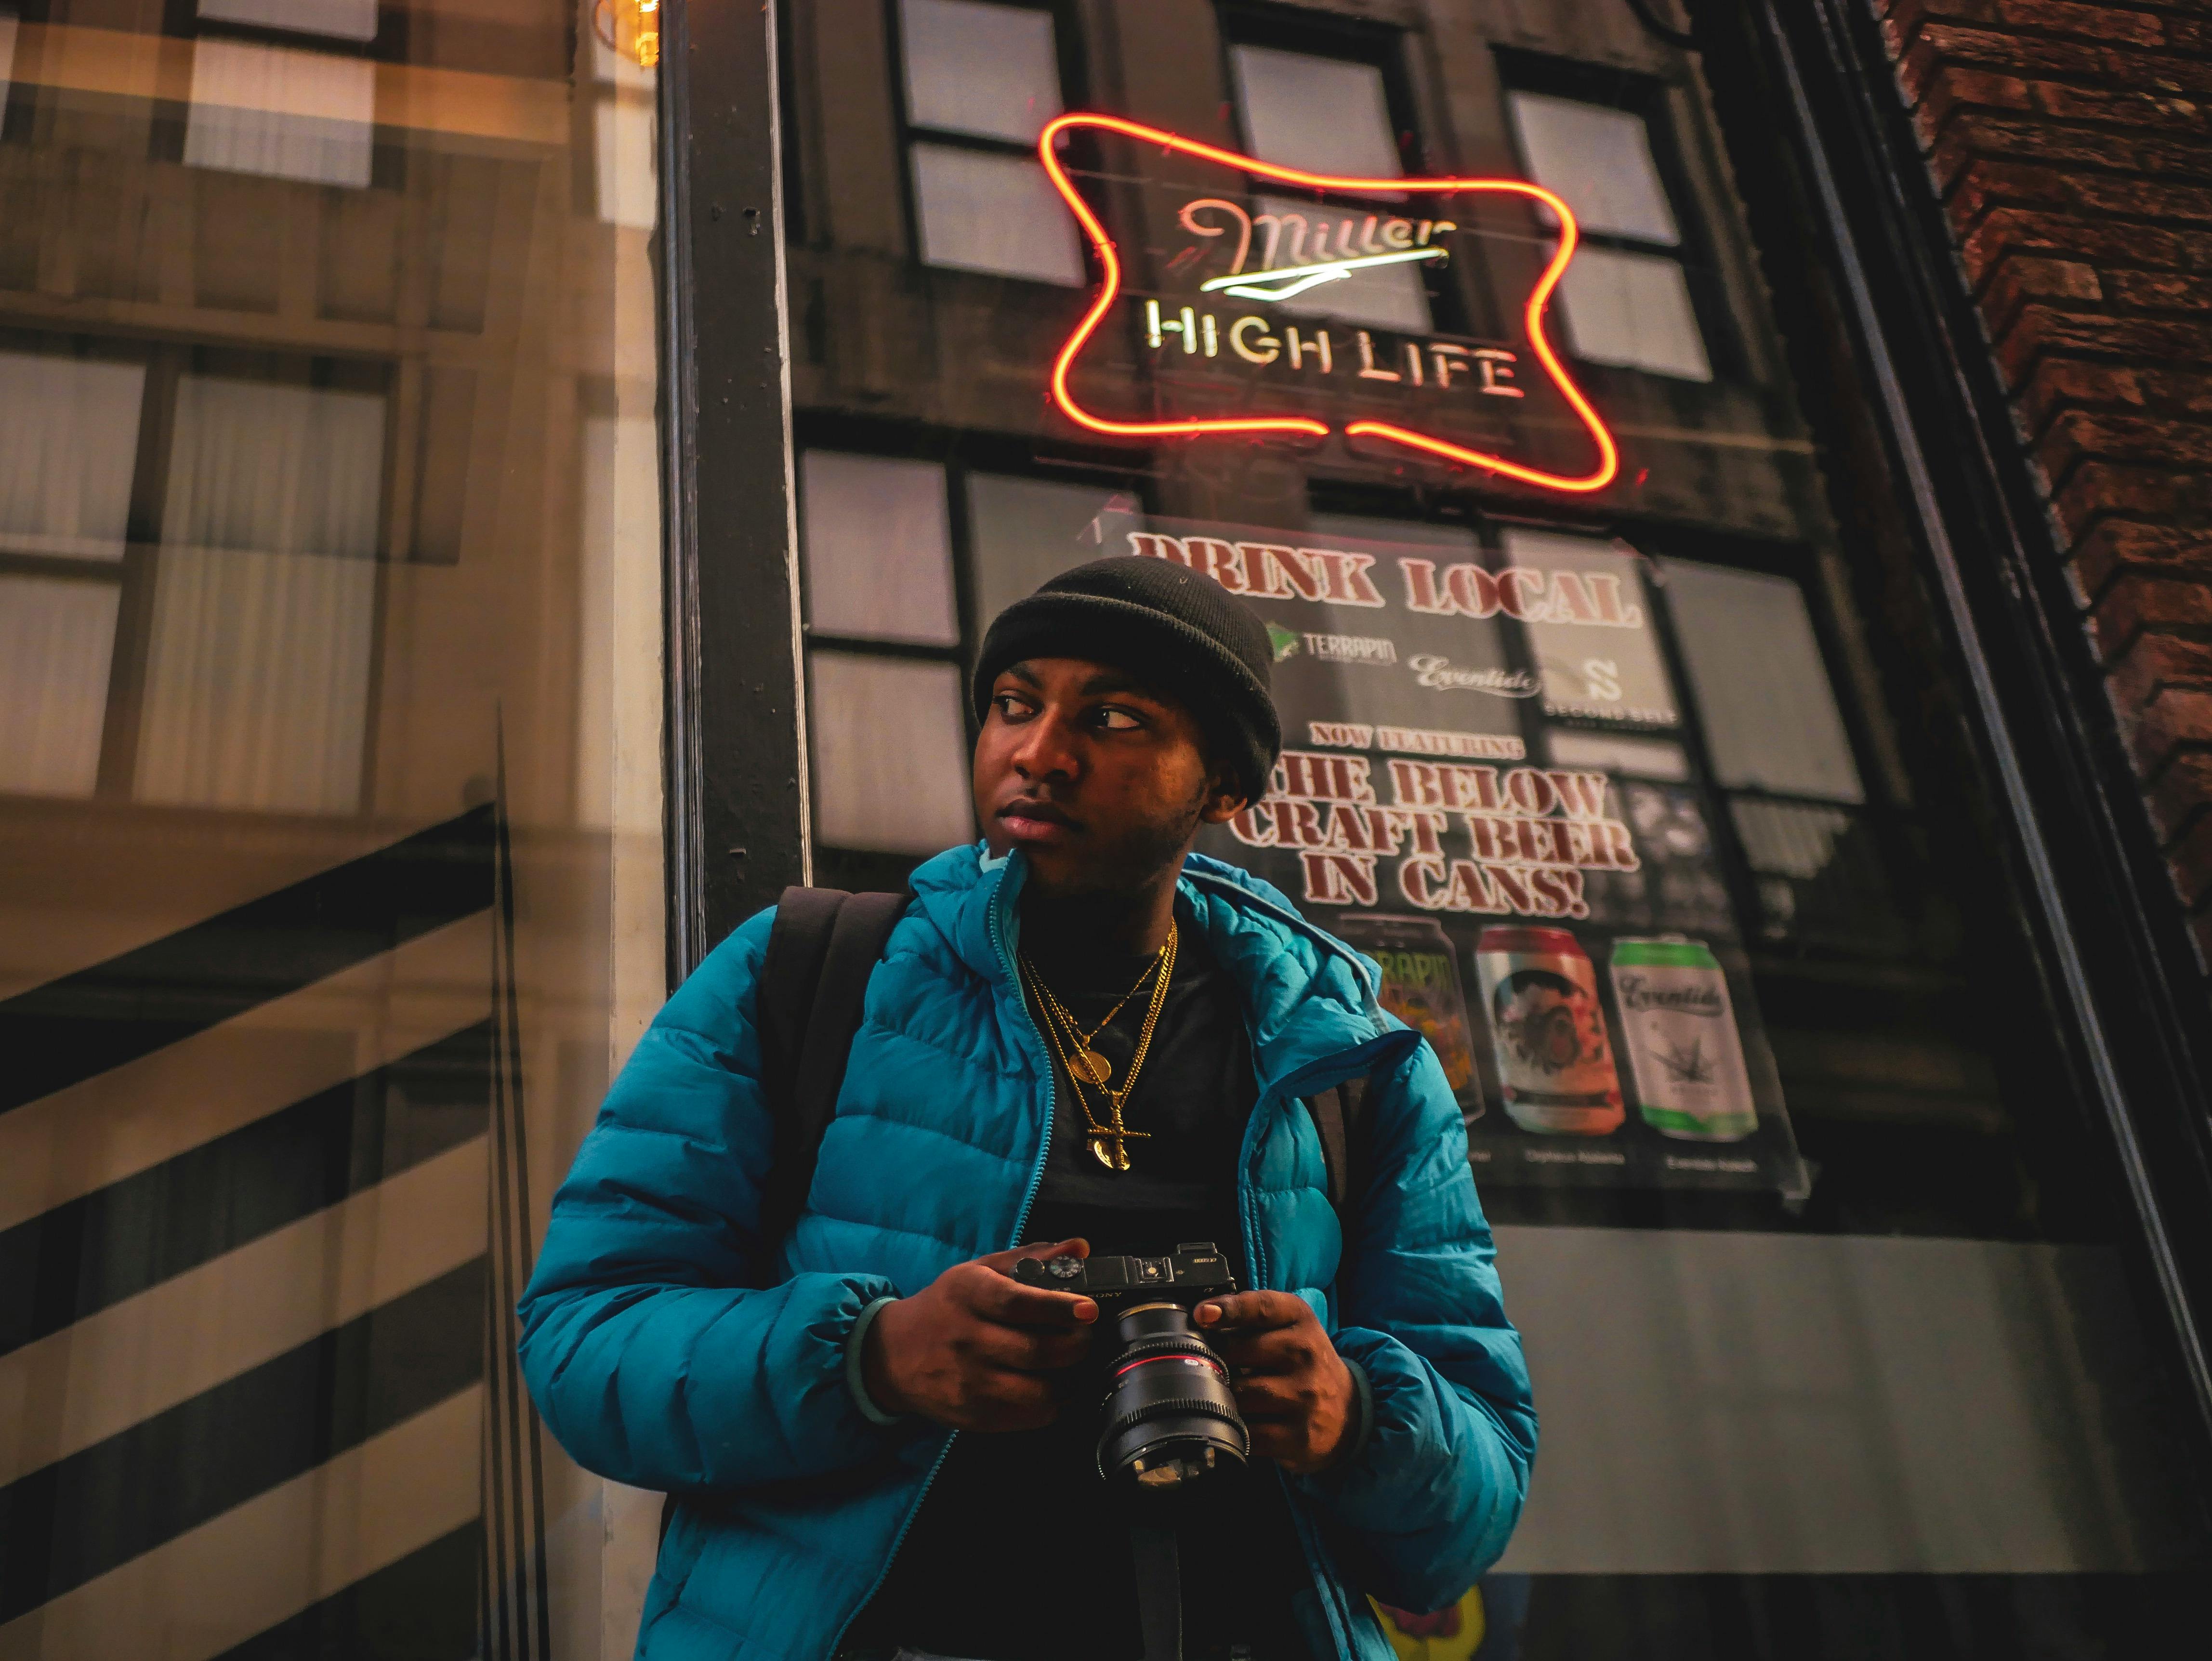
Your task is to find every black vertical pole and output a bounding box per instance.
[659,0,811,981]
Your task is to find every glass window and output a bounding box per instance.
[1507,91,1680,244]
[1546,728,1692,781]
[0,352,144,563]
[967,472,1144,631]
[1508,527,1679,725]
[910,143,1084,287]
[1250,194,1433,332]
[133,377,383,814]
[590,4,659,231]
[901,0,1062,144]
[0,577,118,797]
[197,0,378,42]
[1507,88,1711,382]
[802,449,960,645]
[0,3,666,1652]
[895,2,1076,286]
[1231,45,1402,180]
[746,2,2212,1652]
[808,651,976,853]
[1553,245,1712,382]
[184,40,376,189]
[1663,559,1863,802]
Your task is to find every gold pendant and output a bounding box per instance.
[1088,1130,1133,1171]
[1071,1048,1112,1085]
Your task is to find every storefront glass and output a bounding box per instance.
[782,0,2210,1653]
[0,1,662,1656]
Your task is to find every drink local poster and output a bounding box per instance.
[1147,517,1810,1198]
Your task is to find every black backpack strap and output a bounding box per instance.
[1307,1073,1371,1229]
[757,886,849,1246]
[668,886,908,1543]
[758,886,908,1246]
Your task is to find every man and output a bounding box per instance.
[519,555,1536,1661]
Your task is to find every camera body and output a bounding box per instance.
[1011,1241,1237,1305]
[1014,1243,1250,1490]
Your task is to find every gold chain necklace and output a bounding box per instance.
[1021,922,1178,1171]
[1032,947,1167,1086]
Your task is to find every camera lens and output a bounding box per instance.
[1095,1303,1249,1490]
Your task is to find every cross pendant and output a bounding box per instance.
[1087,1125,1149,1171]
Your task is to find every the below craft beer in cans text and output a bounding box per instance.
[1474,925,1623,1135]
[1609,936,1758,1141]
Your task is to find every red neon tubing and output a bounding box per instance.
[1038,112,1619,495]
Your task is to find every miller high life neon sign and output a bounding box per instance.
[1038,114,1620,496]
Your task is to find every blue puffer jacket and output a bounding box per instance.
[518,844,1535,1661]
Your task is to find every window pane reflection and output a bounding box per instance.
[1232,45,1402,179]
[967,473,1143,636]
[0,351,144,563]
[1664,559,1863,803]
[1555,244,1712,381]
[803,450,959,645]
[198,0,378,41]
[0,577,117,797]
[911,143,1084,286]
[184,40,375,189]
[809,651,975,854]
[134,376,383,814]
[1508,92,1681,244]
[900,0,1061,145]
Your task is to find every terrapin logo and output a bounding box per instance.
[1306,633,1398,665]
[1036,114,1620,496]
[1267,622,1301,662]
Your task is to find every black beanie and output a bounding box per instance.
[973,555,1282,804]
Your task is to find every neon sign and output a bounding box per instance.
[1037,113,1619,495]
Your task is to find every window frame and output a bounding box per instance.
[790,410,1153,888]
[883,0,1087,287]
[1495,50,1737,384]
[1214,2,1476,340]
[0,327,393,810]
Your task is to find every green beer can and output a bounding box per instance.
[1607,936,1757,1142]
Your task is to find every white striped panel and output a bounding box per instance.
[0,1137,487,1489]
[0,909,492,1233]
[0,1388,481,1661]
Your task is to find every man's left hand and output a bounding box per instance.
[1195,1291,1355,1476]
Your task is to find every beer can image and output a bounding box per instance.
[1608,936,1757,1141]
[1474,926,1623,1135]
[1336,914,1485,1121]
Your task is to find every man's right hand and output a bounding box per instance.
[861,1239,1098,1431]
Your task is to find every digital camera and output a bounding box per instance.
[1014,1243,1250,1491]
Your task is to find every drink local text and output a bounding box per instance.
[1128,531,1642,627]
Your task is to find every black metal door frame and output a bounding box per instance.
[657,0,811,980]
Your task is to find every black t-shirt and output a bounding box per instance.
[847,918,1316,1661]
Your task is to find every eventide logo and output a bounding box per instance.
[1037,113,1620,496]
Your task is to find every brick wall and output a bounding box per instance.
[1872,0,2212,966]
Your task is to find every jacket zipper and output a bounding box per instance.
[824,861,1057,1660]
